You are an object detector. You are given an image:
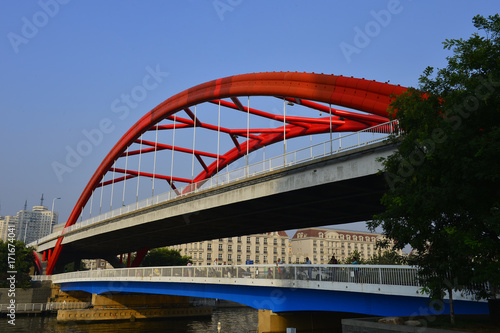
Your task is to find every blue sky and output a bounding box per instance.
[0,1,498,234]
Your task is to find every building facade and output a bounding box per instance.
[14,205,58,244]
[168,228,402,266]
[169,231,290,266]
[0,216,18,242]
[290,228,402,264]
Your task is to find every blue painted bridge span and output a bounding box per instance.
[44,264,489,317]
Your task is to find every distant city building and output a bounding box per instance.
[82,258,113,270]
[169,231,291,266]
[290,227,402,264]
[168,228,402,266]
[14,205,58,244]
[0,215,18,242]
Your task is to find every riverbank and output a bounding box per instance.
[343,315,500,333]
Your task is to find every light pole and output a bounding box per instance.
[51,197,61,227]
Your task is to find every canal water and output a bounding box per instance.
[0,307,258,333]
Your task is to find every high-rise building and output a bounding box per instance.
[15,205,58,244]
[0,215,17,242]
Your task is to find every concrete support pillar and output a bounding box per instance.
[258,309,346,333]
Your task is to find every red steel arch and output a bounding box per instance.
[46,72,407,274]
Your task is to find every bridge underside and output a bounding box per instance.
[60,281,489,316]
[55,172,385,266]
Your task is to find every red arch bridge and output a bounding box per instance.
[33,72,409,275]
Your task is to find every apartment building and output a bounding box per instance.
[290,227,401,264]
[169,231,290,266]
[0,205,58,244]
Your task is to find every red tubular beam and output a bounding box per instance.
[111,168,192,184]
[130,247,149,267]
[230,96,245,110]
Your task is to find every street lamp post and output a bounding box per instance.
[51,197,61,227]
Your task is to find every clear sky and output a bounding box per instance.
[0,1,498,234]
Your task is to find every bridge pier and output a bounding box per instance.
[56,293,212,322]
[258,309,359,333]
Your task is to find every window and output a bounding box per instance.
[263,247,268,254]
[273,248,278,254]
[218,254,223,260]
[256,238,260,244]
[273,239,278,246]
[237,255,241,261]
[228,245,232,252]
[207,253,212,260]
[281,248,285,255]
[237,237,242,243]
[281,239,286,246]
[218,244,223,251]
[256,246,259,253]
[228,254,232,261]
[263,238,268,245]
[237,245,241,252]
[246,255,250,261]
[247,237,251,244]
[207,244,212,250]
[246,246,251,252]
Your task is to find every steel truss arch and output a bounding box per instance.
[46,72,407,274]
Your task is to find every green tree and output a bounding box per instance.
[141,248,191,267]
[366,249,406,265]
[343,250,365,264]
[369,14,500,325]
[0,240,36,288]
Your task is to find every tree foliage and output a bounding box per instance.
[369,14,500,320]
[342,250,364,264]
[366,249,407,265]
[141,248,191,267]
[0,240,35,288]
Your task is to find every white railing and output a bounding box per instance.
[0,302,90,313]
[31,274,52,281]
[31,121,398,247]
[37,263,418,287]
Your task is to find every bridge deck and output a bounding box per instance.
[36,265,489,316]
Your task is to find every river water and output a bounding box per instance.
[0,307,259,333]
